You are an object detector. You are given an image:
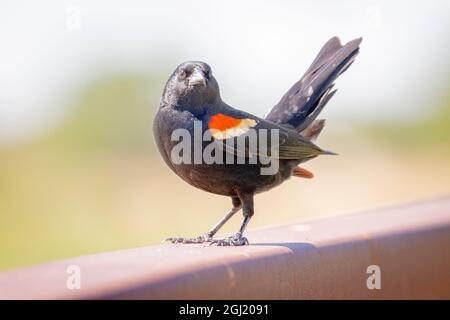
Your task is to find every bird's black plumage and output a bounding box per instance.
[266,37,362,131]
[154,37,362,245]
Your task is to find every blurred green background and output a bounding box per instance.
[1,0,449,271]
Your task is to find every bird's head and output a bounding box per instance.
[161,61,221,112]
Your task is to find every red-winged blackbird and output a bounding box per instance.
[154,37,362,245]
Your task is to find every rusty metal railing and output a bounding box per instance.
[0,197,449,299]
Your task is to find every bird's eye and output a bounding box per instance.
[179,70,187,80]
[205,69,211,79]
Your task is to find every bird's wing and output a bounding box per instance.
[265,37,362,131]
[206,112,327,161]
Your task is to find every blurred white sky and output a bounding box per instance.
[0,0,449,143]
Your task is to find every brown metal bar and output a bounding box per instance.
[0,197,449,299]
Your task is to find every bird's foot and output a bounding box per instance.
[210,232,249,246]
[162,233,213,244]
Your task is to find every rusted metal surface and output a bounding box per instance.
[1,197,449,299]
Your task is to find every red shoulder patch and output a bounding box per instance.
[208,113,257,140]
[208,113,242,131]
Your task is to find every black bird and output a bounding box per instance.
[154,36,362,246]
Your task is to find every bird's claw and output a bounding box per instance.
[210,232,249,246]
[161,233,213,244]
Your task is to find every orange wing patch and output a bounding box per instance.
[292,166,314,179]
[208,113,257,140]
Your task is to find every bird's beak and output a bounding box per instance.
[189,68,207,87]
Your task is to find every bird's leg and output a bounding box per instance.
[211,192,253,246]
[162,197,241,244]
[204,204,241,239]
[210,216,251,246]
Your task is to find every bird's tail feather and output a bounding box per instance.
[300,119,326,141]
[265,37,362,133]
